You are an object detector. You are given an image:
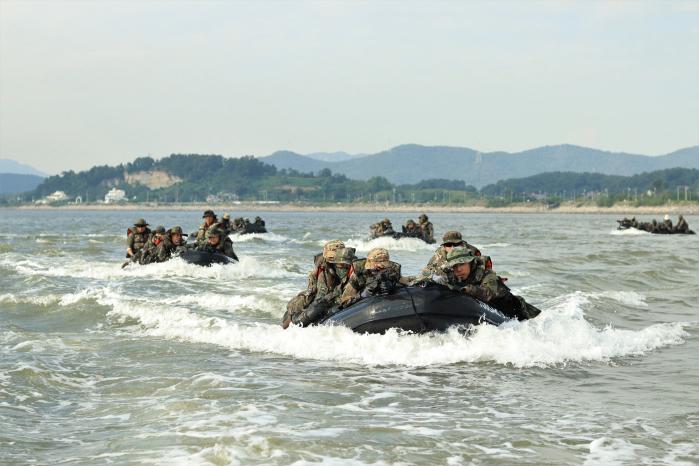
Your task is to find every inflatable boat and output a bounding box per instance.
[320,286,508,333]
[179,250,234,266]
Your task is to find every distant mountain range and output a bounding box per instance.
[0,159,47,194]
[261,144,699,188]
[0,159,47,177]
[0,173,45,195]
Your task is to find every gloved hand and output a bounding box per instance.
[461,285,479,296]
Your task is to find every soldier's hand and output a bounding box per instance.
[461,285,478,296]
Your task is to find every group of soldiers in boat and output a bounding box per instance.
[282,230,542,329]
[617,214,694,234]
[123,210,267,266]
[369,214,435,243]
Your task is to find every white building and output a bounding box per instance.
[46,191,69,203]
[104,188,126,203]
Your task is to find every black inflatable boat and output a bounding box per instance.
[368,231,436,244]
[320,286,508,333]
[179,250,234,266]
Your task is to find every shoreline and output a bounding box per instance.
[5,202,699,215]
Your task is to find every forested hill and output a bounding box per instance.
[480,168,699,196]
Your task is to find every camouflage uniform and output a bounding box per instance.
[418,214,434,243]
[340,248,403,306]
[196,210,218,244]
[286,247,358,327]
[126,218,151,259]
[415,231,486,282]
[216,214,233,236]
[402,220,422,238]
[154,226,189,263]
[283,240,348,328]
[196,228,237,259]
[139,225,166,264]
[675,215,689,233]
[443,247,540,321]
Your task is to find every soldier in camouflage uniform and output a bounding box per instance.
[284,247,358,328]
[217,214,233,236]
[195,210,218,245]
[153,226,189,263]
[138,225,166,264]
[402,219,422,238]
[413,230,488,283]
[340,248,405,307]
[282,240,348,328]
[418,214,434,243]
[441,247,540,321]
[195,228,238,260]
[126,218,151,259]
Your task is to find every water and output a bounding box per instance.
[1,209,697,465]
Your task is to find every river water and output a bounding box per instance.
[0,209,697,465]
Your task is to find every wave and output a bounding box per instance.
[1,255,303,281]
[344,236,436,253]
[610,229,649,236]
[230,232,290,243]
[103,291,688,368]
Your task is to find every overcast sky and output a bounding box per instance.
[1,0,698,174]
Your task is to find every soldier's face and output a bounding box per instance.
[453,262,471,279]
[172,233,182,244]
[443,241,464,253]
[205,216,214,225]
[137,226,145,232]
[208,235,220,245]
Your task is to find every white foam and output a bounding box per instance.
[104,291,688,368]
[230,232,290,243]
[584,437,641,465]
[611,228,649,236]
[3,255,301,281]
[595,291,647,307]
[344,236,436,252]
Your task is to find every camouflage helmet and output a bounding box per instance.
[333,247,357,265]
[322,240,345,262]
[134,218,149,227]
[207,228,223,238]
[442,230,464,245]
[169,226,187,236]
[406,219,416,226]
[202,209,216,218]
[366,248,390,269]
[153,225,166,235]
[446,246,477,267]
[382,218,391,224]
[419,214,428,222]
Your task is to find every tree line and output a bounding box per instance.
[5,154,698,206]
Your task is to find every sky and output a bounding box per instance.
[0,0,698,174]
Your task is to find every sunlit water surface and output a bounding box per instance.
[1,210,697,465]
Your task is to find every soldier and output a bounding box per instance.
[663,214,673,233]
[126,218,151,259]
[254,216,265,227]
[442,247,540,321]
[414,230,488,283]
[340,248,405,307]
[196,228,238,260]
[232,216,247,233]
[285,247,358,327]
[217,213,233,236]
[675,215,689,233]
[154,226,189,263]
[402,219,421,238]
[139,225,166,264]
[282,240,347,328]
[418,214,434,243]
[196,210,218,244]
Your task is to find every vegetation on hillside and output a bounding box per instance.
[1,154,697,207]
